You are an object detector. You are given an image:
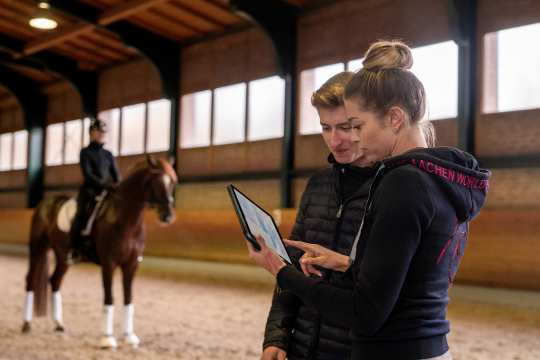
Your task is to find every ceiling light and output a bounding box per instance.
[29,2,58,30]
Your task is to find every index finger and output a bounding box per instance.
[283,239,313,252]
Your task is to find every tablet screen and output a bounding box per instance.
[232,187,292,263]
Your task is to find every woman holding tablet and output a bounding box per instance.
[247,40,490,360]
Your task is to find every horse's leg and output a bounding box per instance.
[49,247,69,332]
[121,259,140,348]
[99,262,118,349]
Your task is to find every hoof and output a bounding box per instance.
[54,324,65,332]
[99,335,118,349]
[21,321,31,334]
[124,333,140,348]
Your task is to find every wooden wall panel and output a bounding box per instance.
[0,170,27,188]
[210,144,248,174]
[0,106,24,133]
[0,192,26,208]
[295,134,329,170]
[457,208,540,291]
[175,179,280,210]
[433,119,458,147]
[476,110,540,157]
[478,0,540,34]
[98,58,162,110]
[181,28,278,94]
[298,0,452,70]
[0,210,32,243]
[293,177,309,207]
[245,140,282,172]
[178,147,213,176]
[178,140,282,177]
[45,85,83,124]
[485,168,540,208]
[44,164,82,186]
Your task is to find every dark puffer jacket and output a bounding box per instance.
[263,156,375,360]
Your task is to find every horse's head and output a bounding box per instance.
[143,156,178,225]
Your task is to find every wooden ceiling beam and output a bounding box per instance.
[97,0,170,25]
[147,8,202,34]
[162,1,226,31]
[23,23,95,56]
[22,0,172,56]
[78,34,129,59]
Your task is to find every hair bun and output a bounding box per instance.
[362,40,413,71]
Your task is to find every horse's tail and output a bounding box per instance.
[25,197,66,317]
[30,238,49,317]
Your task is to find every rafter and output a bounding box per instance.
[98,0,170,25]
[23,23,94,56]
[23,0,172,56]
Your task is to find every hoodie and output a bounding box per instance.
[277,147,491,360]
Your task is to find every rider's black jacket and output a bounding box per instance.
[80,141,120,193]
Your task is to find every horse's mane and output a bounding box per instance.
[123,157,178,184]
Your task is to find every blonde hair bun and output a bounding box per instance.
[362,40,413,71]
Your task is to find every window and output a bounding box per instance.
[411,41,458,120]
[83,117,90,147]
[299,63,345,135]
[484,23,540,112]
[213,83,246,145]
[180,91,212,148]
[46,123,64,166]
[248,76,285,141]
[0,133,12,171]
[98,110,120,155]
[12,130,27,170]
[64,119,82,164]
[120,103,145,156]
[348,41,458,120]
[146,99,171,152]
[347,58,363,72]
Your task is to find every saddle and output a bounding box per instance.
[58,190,109,264]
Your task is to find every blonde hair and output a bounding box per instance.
[345,40,436,146]
[311,71,354,109]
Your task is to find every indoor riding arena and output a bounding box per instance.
[0,1,539,359]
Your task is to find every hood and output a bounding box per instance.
[383,147,491,222]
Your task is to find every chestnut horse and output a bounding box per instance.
[22,157,177,349]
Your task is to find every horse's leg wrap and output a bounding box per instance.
[123,304,140,347]
[24,291,34,322]
[52,291,64,329]
[99,305,117,349]
[123,303,134,334]
[103,305,114,336]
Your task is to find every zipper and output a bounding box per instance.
[336,204,343,219]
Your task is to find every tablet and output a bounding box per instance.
[227,185,292,264]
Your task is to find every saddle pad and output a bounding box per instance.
[57,198,77,233]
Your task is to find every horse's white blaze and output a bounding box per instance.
[52,291,63,325]
[103,305,114,336]
[24,291,34,322]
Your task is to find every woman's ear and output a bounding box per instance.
[387,106,407,134]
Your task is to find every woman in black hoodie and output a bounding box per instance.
[247,40,491,360]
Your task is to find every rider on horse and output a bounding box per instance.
[69,119,121,263]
